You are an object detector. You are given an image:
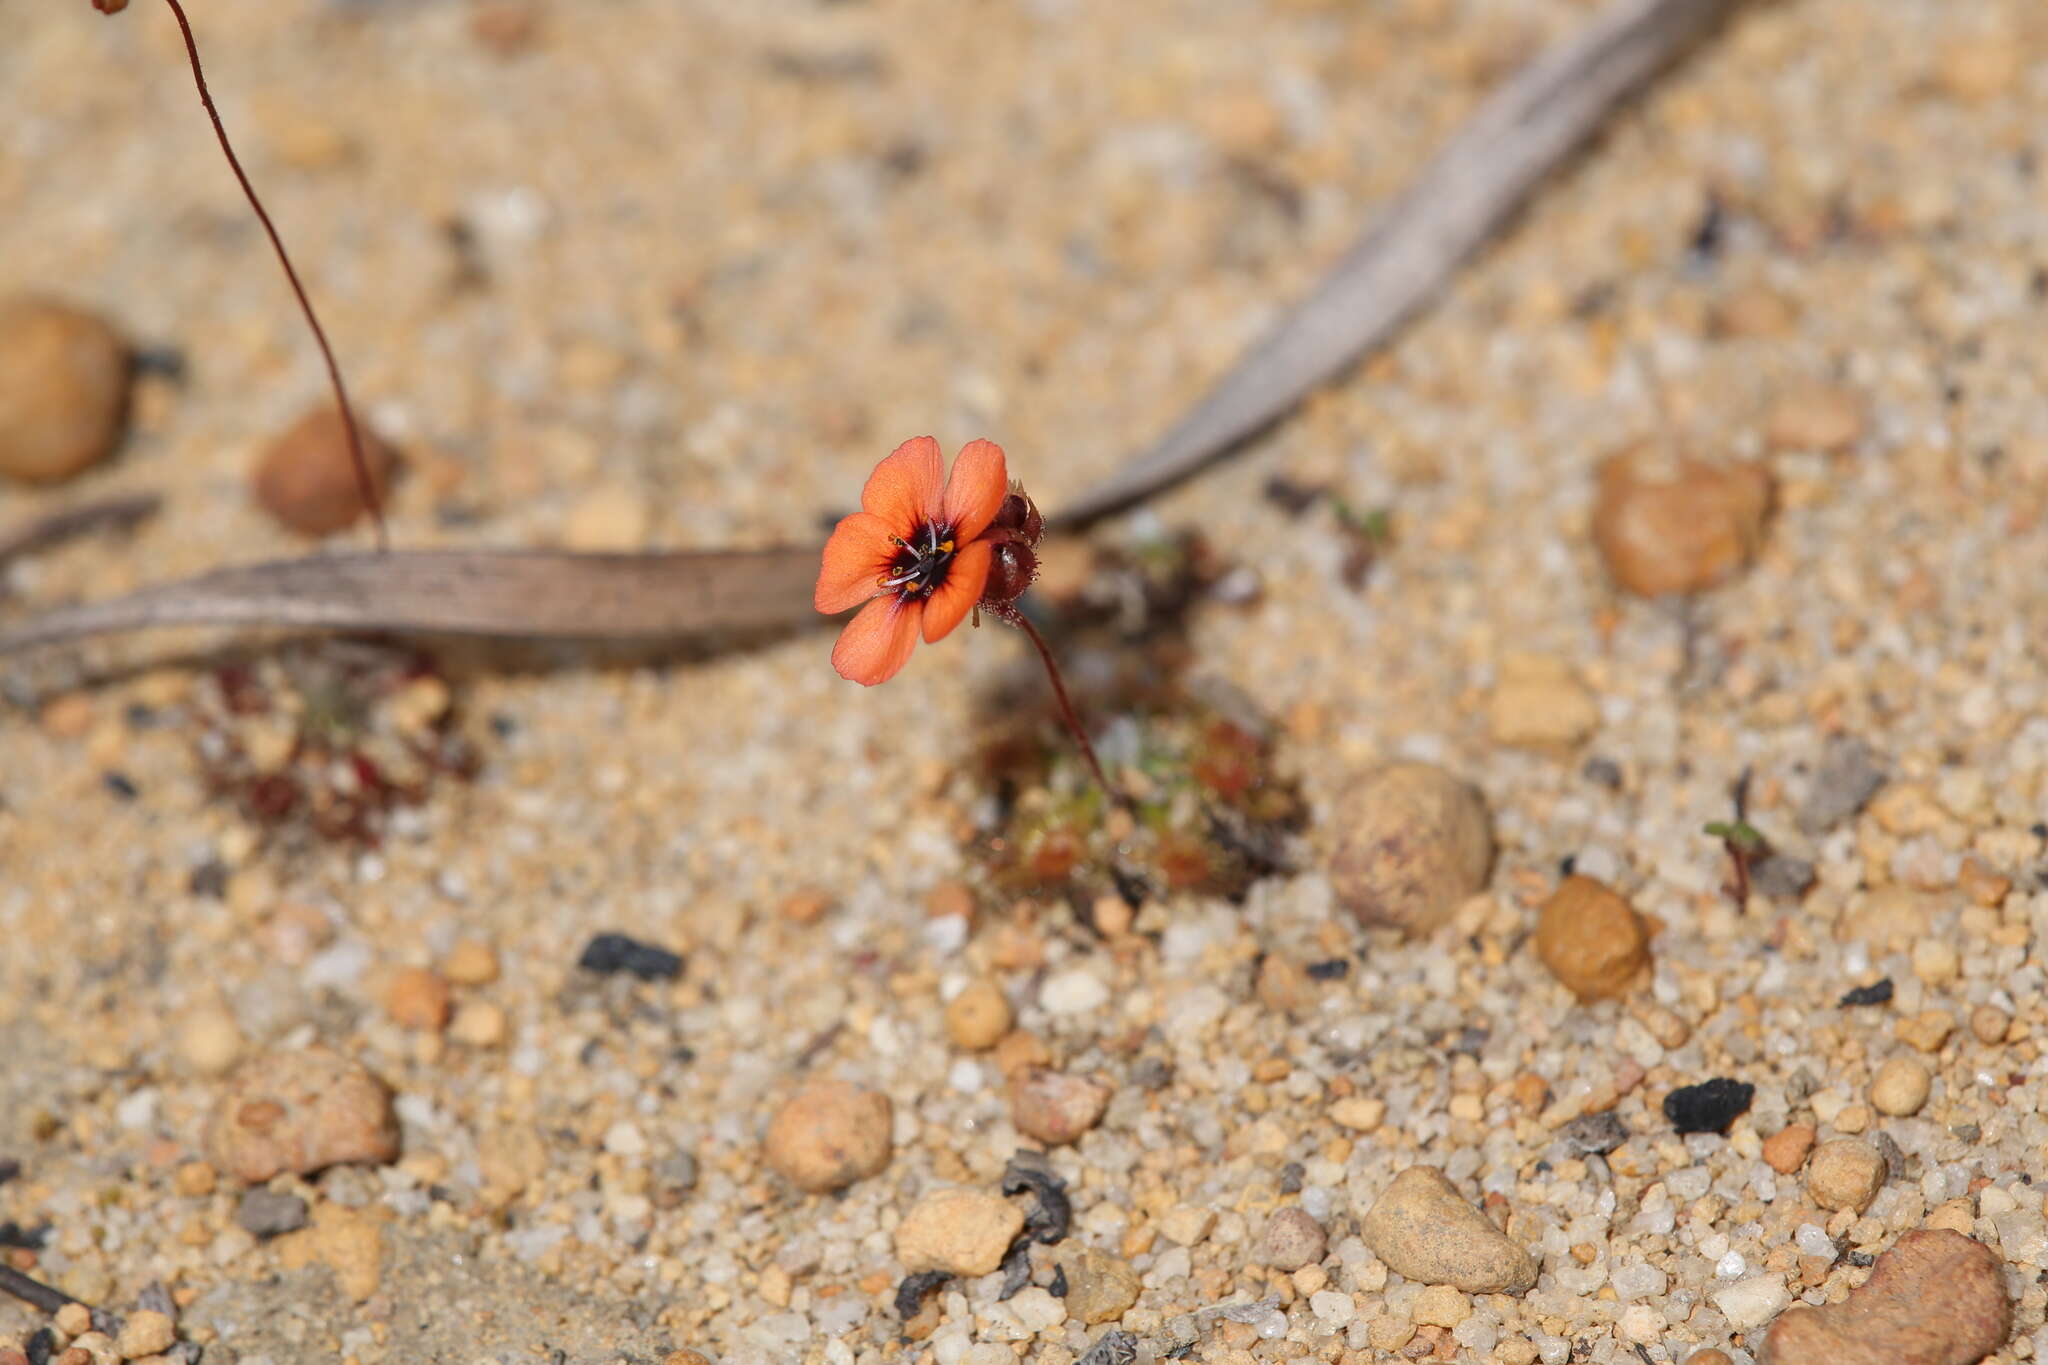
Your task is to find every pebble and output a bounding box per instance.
[895,1188,1025,1276]
[442,938,501,986]
[1763,383,1866,454]
[384,967,452,1032]
[252,403,399,536]
[944,979,1012,1051]
[448,1000,507,1048]
[1762,1228,2010,1364]
[236,1188,311,1238]
[204,1047,400,1184]
[1837,978,1894,1008]
[177,1007,245,1076]
[1868,1057,1931,1117]
[763,1080,893,1192]
[1327,761,1494,935]
[1663,1078,1753,1135]
[1798,736,1886,834]
[779,886,835,924]
[115,1311,175,1359]
[1558,1111,1628,1157]
[1935,35,2021,104]
[1007,1286,1067,1334]
[1806,1138,1886,1213]
[1260,1207,1327,1272]
[63,1330,120,1364]
[1159,1206,1216,1246]
[1534,875,1652,1001]
[1685,1353,1732,1365]
[439,0,535,48]
[1056,1246,1142,1324]
[1360,1166,1537,1294]
[1040,968,1110,1015]
[1411,1284,1469,1329]
[1909,938,1959,988]
[577,932,683,981]
[1970,1005,2010,1046]
[1488,653,1600,751]
[1711,1274,1790,1332]
[0,295,131,484]
[173,1159,217,1197]
[1711,283,1797,337]
[1009,1067,1110,1146]
[561,483,649,551]
[1328,1096,1387,1133]
[1895,1010,1954,1053]
[1591,445,1773,597]
[1761,1123,1816,1175]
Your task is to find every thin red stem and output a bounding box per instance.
[1010,612,1116,804]
[160,0,388,550]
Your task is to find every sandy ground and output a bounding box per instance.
[5,0,2048,1363]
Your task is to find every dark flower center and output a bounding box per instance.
[880,521,957,600]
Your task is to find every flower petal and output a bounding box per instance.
[942,438,1008,542]
[831,594,923,686]
[861,436,944,534]
[922,538,992,644]
[814,511,897,614]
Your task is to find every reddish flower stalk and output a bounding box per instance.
[816,437,1114,802]
[92,0,388,550]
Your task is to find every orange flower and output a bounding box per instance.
[815,436,1009,685]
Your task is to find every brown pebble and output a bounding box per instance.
[1969,1004,2010,1046]
[252,403,398,536]
[895,1187,1025,1276]
[1685,1352,1733,1365]
[1360,1166,1538,1294]
[442,938,501,986]
[1934,36,2021,104]
[992,1029,1051,1078]
[1762,1228,2010,1365]
[448,1000,507,1048]
[173,1159,218,1197]
[1056,1245,1142,1324]
[1764,382,1866,454]
[1261,1207,1328,1272]
[39,692,95,740]
[661,1353,712,1365]
[763,1080,893,1192]
[0,296,130,484]
[1895,1010,1955,1053]
[1010,1066,1111,1146]
[116,1310,176,1359]
[1591,444,1773,597]
[204,1046,400,1184]
[1761,1123,1816,1175]
[1534,875,1652,1002]
[924,879,976,920]
[1255,954,1311,1015]
[944,979,1012,1052]
[1807,1138,1886,1213]
[1328,761,1494,936]
[779,886,834,924]
[470,0,545,58]
[384,967,452,1032]
[1487,653,1599,751]
[1869,1056,1931,1117]
[1710,284,1797,338]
